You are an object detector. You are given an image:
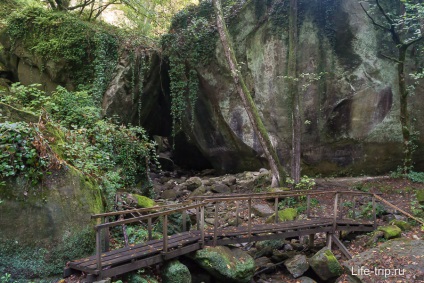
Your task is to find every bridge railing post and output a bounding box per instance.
[96,227,102,275]
[274,197,279,223]
[235,201,240,227]
[333,193,339,232]
[182,209,187,232]
[147,217,152,240]
[163,214,168,253]
[213,202,218,246]
[372,195,377,229]
[306,195,311,218]
[200,205,205,248]
[248,198,252,242]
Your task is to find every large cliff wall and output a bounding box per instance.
[169,0,424,175]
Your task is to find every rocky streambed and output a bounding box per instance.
[93,170,424,283]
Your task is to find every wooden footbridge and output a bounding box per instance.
[64,190,383,281]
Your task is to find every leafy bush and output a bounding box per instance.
[0,121,49,182]
[407,171,424,183]
[1,83,157,208]
[287,175,316,190]
[48,87,100,128]
[0,83,51,114]
[360,202,387,219]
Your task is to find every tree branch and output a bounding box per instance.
[67,0,94,11]
[380,53,401,63]
[375,0,394,25]
[404,35,423,48]
[360,2,391,32]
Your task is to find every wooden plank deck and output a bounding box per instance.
[67,231,201,273]
[65,191,383,281]
[66,218,374,278]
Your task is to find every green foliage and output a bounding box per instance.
[5,6,120,91]
[360,201,387,219]
[48,87,100,128]
[287,175,316,190]
[0,121,49,183]
[406,171,424,183]
[0,228,94,279]
[162,2,217,136]
[391,168,424,183]
[0,83,50,114]
[0,273,14,283]
[0,83,157,208]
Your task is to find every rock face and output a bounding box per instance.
[309,247,343,281]
[0,104,103,278]
[168,0,424,175]
[192,246,255,283]
[343,239,424,282]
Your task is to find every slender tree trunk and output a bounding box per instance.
[288,0,300,184]
[398,46,412,172]
[212,0,287,187]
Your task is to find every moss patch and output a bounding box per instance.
[266,208,297,223]
[416,189,424,205]
[378,225,402,239]
[133,194,156,208]
[309,247,343,281]
[389,220,411,231]
[162,260,191,283]
[192,246,255,283]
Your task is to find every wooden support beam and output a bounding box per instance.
[331,234,352,259]
[326,232,332,249]
[374,194,424,225]
[308,234,314,248]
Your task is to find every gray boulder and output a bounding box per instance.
[284,254,309,278]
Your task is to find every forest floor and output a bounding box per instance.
[254,177,424,283]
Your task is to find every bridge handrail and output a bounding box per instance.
[95,202,205,231]
[91,201,193,219]
[192,190,376,202]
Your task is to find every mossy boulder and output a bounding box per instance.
[309,247,343,281]
[389,220,411,231]
[377,225,402,239]
[133,194,156,208]
[192,246,255,283]
[416,189,424,205]
[162,260,191,283]
[266,208,298,223]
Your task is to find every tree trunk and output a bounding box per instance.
[398,46,412,172]
[212,0,287,187]
[288,0,301,184]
